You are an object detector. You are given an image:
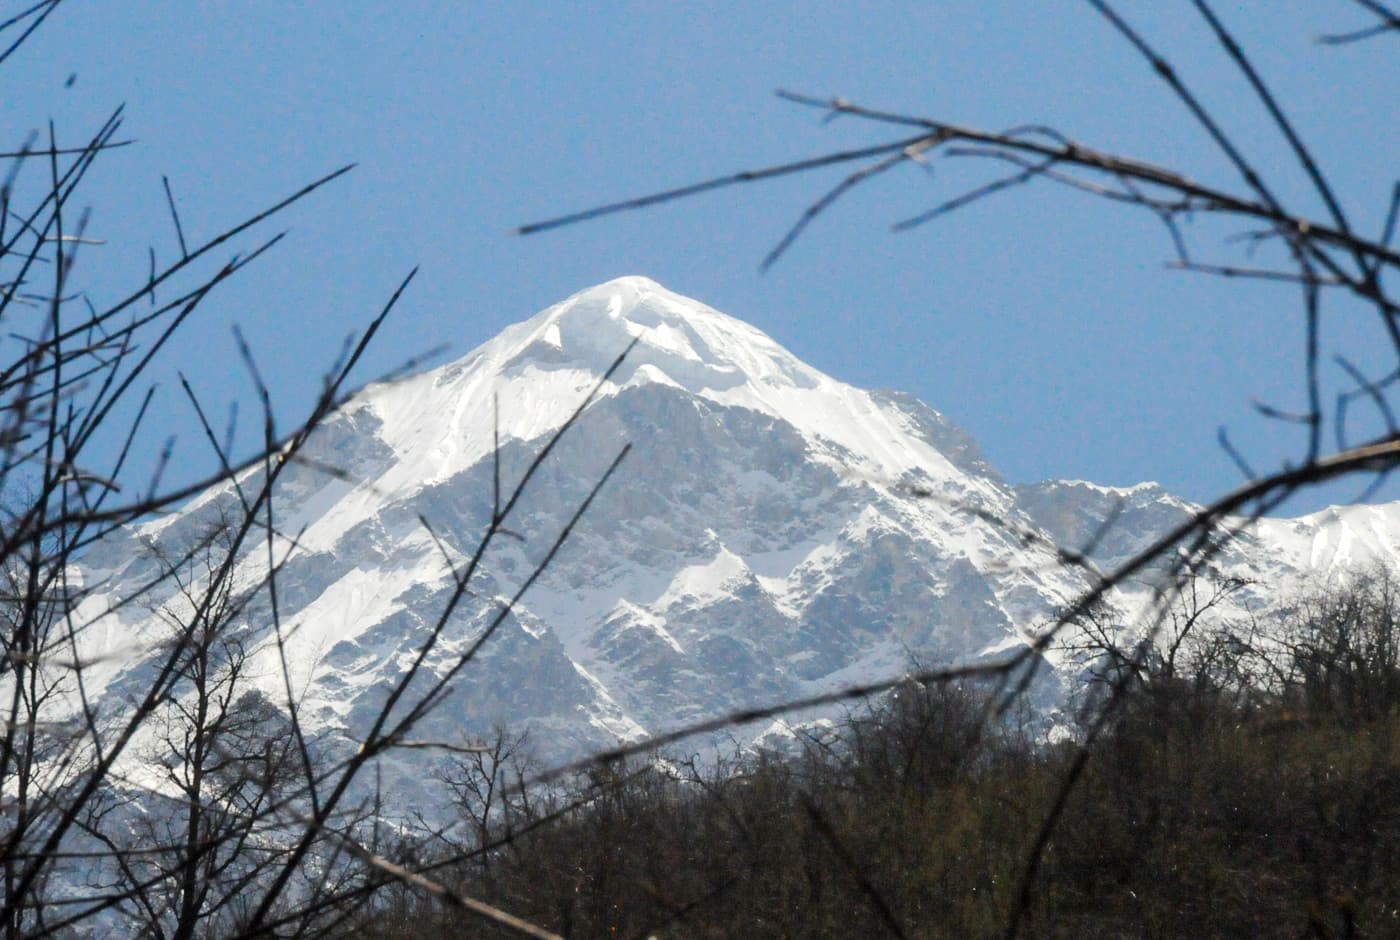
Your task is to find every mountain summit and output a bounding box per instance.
[492,275,822,395]
[346,275,1000,499]
[73,279,1400,799]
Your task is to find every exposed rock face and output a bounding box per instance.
[71,277,1400,802]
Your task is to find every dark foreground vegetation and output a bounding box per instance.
[365,571,1400,939]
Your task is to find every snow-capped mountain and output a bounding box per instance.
[70,277,1400,790]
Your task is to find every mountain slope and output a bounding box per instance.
[72,278,1087,782]
[71,277,1400,800]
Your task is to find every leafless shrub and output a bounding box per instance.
[0,7,627,938]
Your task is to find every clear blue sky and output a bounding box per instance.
[8,2,1399,512]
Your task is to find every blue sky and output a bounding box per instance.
[8,2,1399,512]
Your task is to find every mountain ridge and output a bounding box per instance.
[69,277,1400,808]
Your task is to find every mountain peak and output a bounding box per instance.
[349,278,995,492]
[493,276,817,396]
[567,274,671,307]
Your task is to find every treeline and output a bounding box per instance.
[359,570,1400,939]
